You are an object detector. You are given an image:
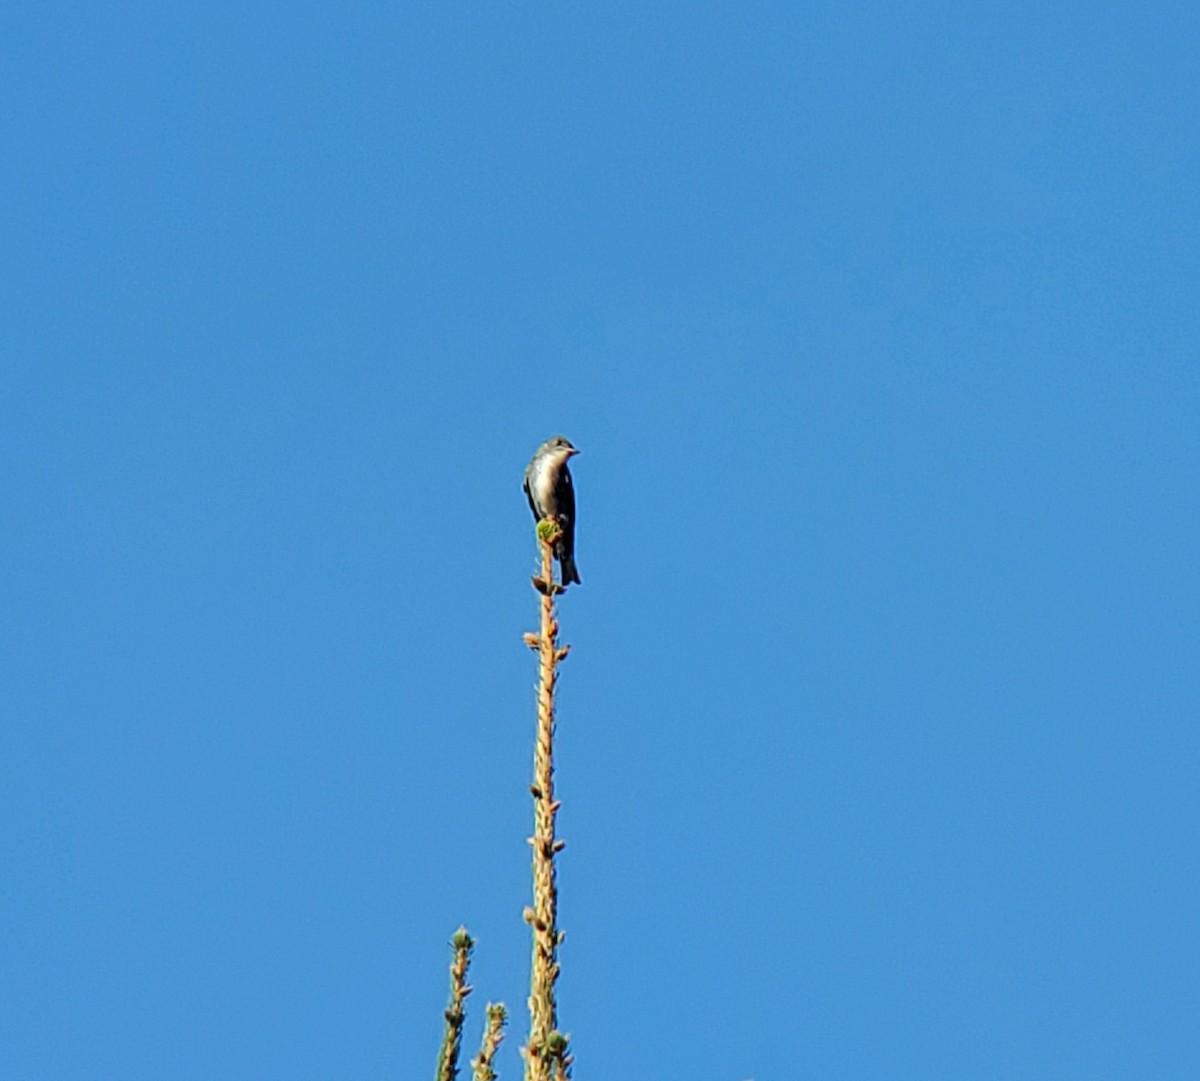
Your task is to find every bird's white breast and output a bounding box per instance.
[531,457,556,511]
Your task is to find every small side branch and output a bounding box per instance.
[471,1003,509,1081]
[435,928,475,1081]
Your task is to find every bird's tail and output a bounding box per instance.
[559,553,582,586]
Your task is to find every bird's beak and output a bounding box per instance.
[568,447,581,456]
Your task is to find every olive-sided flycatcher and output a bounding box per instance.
[523,435,582,585]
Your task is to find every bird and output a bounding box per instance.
[523,435,582,586]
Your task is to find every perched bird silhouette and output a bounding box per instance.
[523,435,582,586]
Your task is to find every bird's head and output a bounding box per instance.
[544,435,580,458]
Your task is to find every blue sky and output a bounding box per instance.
[2,4,1197,1079]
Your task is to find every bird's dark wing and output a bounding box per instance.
[559,466,576,528]
[523,473,539,520]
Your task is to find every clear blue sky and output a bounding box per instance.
[3,5,1197,1079]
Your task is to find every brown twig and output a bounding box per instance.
[522,525,571,1080]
